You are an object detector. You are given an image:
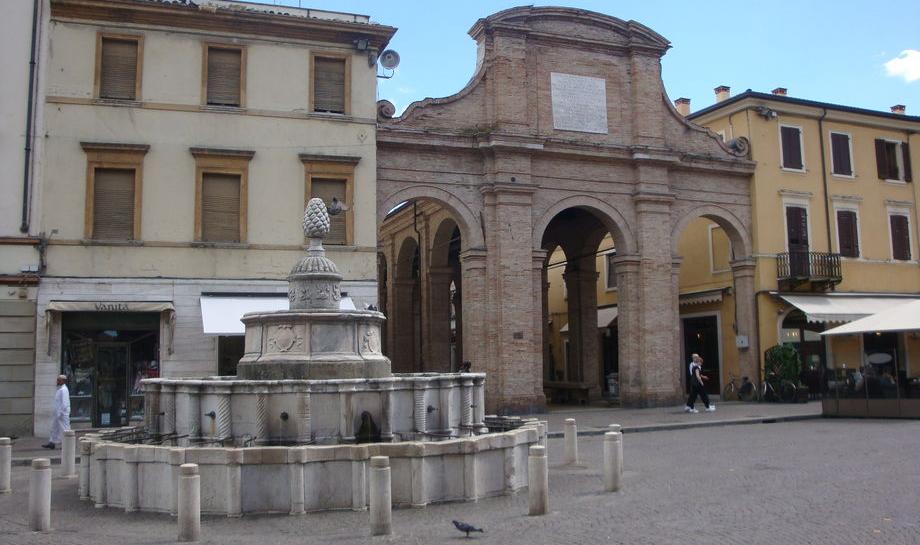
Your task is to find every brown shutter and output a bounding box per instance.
[875,139,889,179]
[201,173,241,242]
[836,210,858,257]
[311,178,346,244]
[830,133,852,176]
[100,38,138,100]
[903,142,913,182]
[207,48,242,106]
[92,168,135,240]
[780,126,803,169]
[313,58,346,113]
[890,215,911,260]
[606,253,617,289]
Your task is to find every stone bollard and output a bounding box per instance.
[0,438,11,494]
[368,456,391,536]
[29,458,52,531]
[61,431,77,479]
[609,424,623,469]
[527,445,549,516]
[603,432,623,492]
[78,439,91,500]
[563,418,578,464]
[177,464,200,542]
[608,424,621,433]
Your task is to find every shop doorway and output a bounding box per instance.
[62,312,160,428]
[681,315,721,395]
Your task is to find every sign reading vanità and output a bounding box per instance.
[550,72,608,134]
[94,302,131,311]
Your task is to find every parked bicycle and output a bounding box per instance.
[760,370,798,403]
[721,373,758,401]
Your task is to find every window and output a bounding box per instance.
[300,154,359,246]
[191,148,254,243]
[96,34,142,100]
[605,252,617,290]
[81,142,149,241]
[889,213,912,261]
[204,45,245,107]
[780,125,804,170]
[835,209,859,258]
[875,139,912,182]
[311,54,349,114]
[830,132,853,177]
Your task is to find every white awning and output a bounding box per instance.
[679,289,724,306]
[560,306,618,333]
[200,296,287,335]
[821,300,920,335]
[779,294,920,324]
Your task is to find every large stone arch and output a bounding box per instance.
[670,203,752,259]
[533,195,637,256]
[377,185,484,250]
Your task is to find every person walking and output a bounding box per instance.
[685,354,715,413]
[43,375,71,449]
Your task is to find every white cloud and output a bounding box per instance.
[884,49,920,82]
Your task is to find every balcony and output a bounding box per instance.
[777,251,842,292]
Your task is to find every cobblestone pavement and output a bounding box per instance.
[2,419,918,545]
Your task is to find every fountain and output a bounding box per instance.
[78,199,541,515]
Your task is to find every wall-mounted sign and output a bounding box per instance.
[551,72,608,134]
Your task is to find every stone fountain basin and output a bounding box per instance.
[79,426,540,515]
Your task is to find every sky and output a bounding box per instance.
[253,0,919,116]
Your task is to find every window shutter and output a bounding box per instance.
[830,133,852,176]
[201,173,241,242]
[311,178,347,244]
[313,58,346,113]
[92,168,135,240]
[890,215,911,260]
[100,38,138,100]
[836,210,858,257]
[903,142,912,182]
[606,253,617,289]
[207,48,242,106]
[780,127,803,169]
[875,139,889,179]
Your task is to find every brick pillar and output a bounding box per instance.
[731,258,759,385]
[613,255,640,404]
[532,249,549,389]
[427,267,454,372]
[672,257,685,397]
[563,259,601,398]
[459,248,488,399]
[392,279,417,373]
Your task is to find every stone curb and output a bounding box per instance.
[545,413,821,438]
[12,456,80,468]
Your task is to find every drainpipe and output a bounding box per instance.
[20,0,40,233]
[817,109,833,264]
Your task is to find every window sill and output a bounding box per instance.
[830,173,855,180]
[881,179,908,186]
[200,104,246,113]
[93,98,141,107]
[81,239,143,246]
[191,242,249,249]
[780,167,807,174]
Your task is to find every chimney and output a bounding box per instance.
[891,104,906,115]
[771,87,787,96]
[674,97,691,116]
[714,85,731,103]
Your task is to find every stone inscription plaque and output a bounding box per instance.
[550,73,608,134]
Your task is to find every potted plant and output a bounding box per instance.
[763,344,807,402]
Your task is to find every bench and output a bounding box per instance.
[543,381,590,405]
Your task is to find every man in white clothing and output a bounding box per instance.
[43,375,71,449]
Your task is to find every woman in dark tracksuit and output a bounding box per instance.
[685,353,715,413]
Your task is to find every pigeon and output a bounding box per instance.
[452,520,484,538]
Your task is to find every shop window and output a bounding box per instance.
[218,336,245,376]
[311,54,349,114]
[97,34,142,100]
[204,45,245,107]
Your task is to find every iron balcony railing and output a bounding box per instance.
[776,251,842,288]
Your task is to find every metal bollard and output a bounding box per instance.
[563,418,578,464]
[0,438,11,494]
[527,445,549,516]
[603,432,623,492]
[177,463,200,542]
[29,458,52,531]
[369,456,392,536]
[62,431,77,479]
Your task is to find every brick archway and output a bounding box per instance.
[377,6,754,411]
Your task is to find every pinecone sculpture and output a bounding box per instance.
[302,197,331,239]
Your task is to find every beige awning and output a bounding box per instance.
[46,301,175,313]
[679,289,724,306]
[821,300,920,335]
[560,306,618,333]
[779,294,920,324]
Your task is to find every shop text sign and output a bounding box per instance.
[94,302,132,311]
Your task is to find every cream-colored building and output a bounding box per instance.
[0,0,48,437]
[688,88,920,414]
[23,0,394,435]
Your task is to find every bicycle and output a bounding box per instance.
[721,373,758,402]
[760,371,798,403]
